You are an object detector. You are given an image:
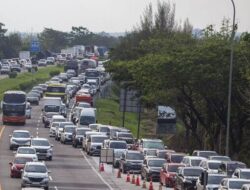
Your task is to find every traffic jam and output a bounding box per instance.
[3,54,250,190]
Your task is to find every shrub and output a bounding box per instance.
[9,72,17,78]
[49,70,60,77]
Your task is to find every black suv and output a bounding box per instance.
[175,166,204,190]
[141,157,166,181]
[119,150,144,174]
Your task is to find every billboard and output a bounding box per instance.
[156,106,176,134]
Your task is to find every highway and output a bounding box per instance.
[0,100,112,190]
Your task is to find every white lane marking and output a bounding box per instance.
[49,175,53,181]
[80,150,113,190]
[54,186,58,190]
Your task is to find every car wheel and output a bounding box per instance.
[49,156,52,161]
[9,146,13,150]
[141,174,144,180]
[44,186,49,190]
[122,166,126,174]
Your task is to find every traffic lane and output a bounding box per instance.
[36,101,111,190]
[90,155,171,190]
[0,103,44,190]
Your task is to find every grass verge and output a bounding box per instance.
[96,98,139,136]
[0,66,63,100]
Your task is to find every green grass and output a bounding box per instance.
[96,98,139,136]
[0,66,63,100]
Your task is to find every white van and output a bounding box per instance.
[78,108,96,127]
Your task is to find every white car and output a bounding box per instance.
[15,147,38,161]
[9,130,32,150]
[219,178,250,190]
[60,125,76,144]
[199,160,221,173]
[181,156,207,167]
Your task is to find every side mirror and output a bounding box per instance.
[48,170,51,173]
[12,151,17,154]
[41,108,44,111]
[9,162,13,166]
[50,144,54,147]
[9,135,12,137]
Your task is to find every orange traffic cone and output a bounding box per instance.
[136,175,140,186]
[149,178,154,190]
[126,172,130,182]
[131,173,135,184]
[99,163,104,172]
[142,179,147,189]
[117,169,121,178]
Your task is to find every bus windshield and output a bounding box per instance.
[4,93,25,103]
[47,86,65,93]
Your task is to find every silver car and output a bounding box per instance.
[30,138,53,161]
[9,130,32,150]
[21,162,50,190]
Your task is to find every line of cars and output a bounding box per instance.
[8,130,53,190]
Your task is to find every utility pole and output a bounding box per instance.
[226,0,236,156]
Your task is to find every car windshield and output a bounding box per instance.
[207,175,226,184]
[80,116,95,125]
[118,133,133,138]
[32,140,50,146]
[13,132,30,138]
[210,156,231,162]
[46,113,57,118]
[14,157,33,164]
[127,153,144,160]
[110,142,127,149]
[146,149,157,156]
[27,93,37,97]
[183,169,203,176]
[158,151,166,158]
[100,127,109,133]
[191,159,203,166]
[18,148,35,154]
[78,103,91,108]
[92,136,107,143]
[168,165,182,172]
[171,155,184,163]
[44,105,60,112]
[148,160,165,167]
[241,172,250,179]
[144,141,164,149]
[65,127,75,133]
[229,181,250,189]
[52,123,59,128]
[77,129,89,135]
[55,119,66,123]
[228,163,246,171]
[199,152,217,158]
[114,151,124,158]
[208,162,221,170]
[25,165,47,173]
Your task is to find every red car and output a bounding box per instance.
[9,156,33,178]
[160,163,185,187]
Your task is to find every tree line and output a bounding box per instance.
[105,1,250,164]
[0,23,119,59]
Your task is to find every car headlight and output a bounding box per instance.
[43,177,49,182]
[47,148,53,153]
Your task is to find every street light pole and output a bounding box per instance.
[225,0,236,156]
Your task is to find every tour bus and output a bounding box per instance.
[45,83,66,103]
[2,91,27,125]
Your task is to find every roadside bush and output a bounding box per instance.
[19,80,35,91]
[9,72,17,78]
[49,70,60,77]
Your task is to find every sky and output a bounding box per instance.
[0,0,249,33]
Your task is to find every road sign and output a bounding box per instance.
[30,40,40,52]
[119,89,142,113]
[156,106,176,134]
